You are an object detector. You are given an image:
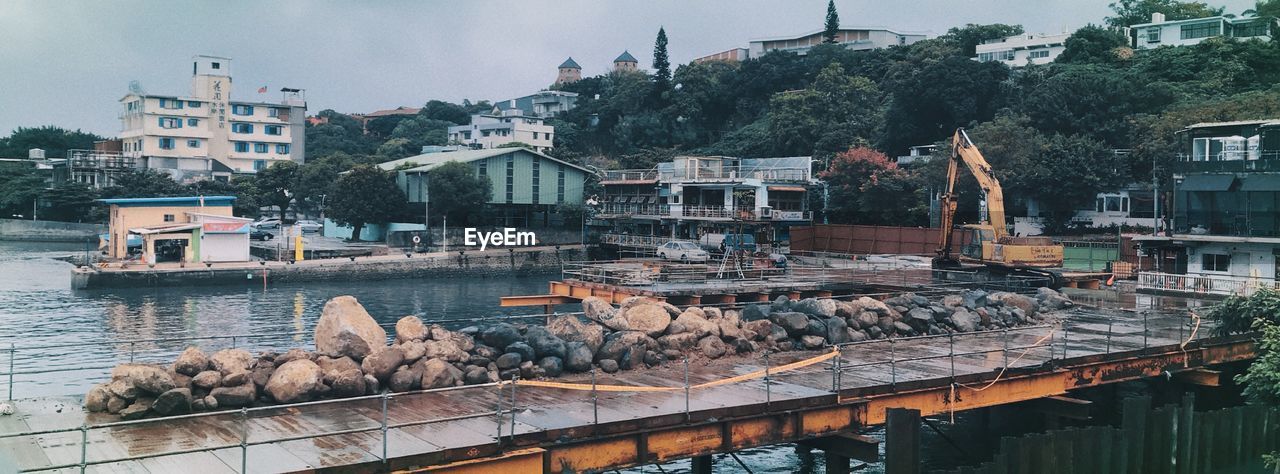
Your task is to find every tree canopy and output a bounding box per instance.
[327,164,408,240]
[426,161,493,226]
[823,0,840,43]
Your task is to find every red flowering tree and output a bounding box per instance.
[821,147,926,225]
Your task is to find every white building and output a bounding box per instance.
[1133,12,1275,49]
[749,27,926,57]
[492,90,578,118]
[119,55,306,181]
[974,32,1071,67]
[448,111,554,152]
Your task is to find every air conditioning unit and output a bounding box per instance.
[760,206,773,219]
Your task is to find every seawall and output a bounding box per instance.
[0,218,103,242]
[71,245,586,289]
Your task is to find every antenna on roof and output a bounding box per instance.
[128,80,145,95]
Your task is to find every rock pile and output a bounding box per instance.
[85,289,1073,418]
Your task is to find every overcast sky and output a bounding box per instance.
[0,0,1257,137]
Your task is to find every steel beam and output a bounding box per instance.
[499,295,578,307]
[1173,368,1222,387]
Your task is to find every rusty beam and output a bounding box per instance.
[1173,368,1222,387]
[407,447,544,473]
[1030,395,1093,420]
[798,433,879,463]
[499,295,578,307]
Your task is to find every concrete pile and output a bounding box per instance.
[84,288,1073,418]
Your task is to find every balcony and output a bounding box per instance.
[665,165,811,183]
[1138,271,1279,297]
[597,203,670,218]
[1175,152,1280,173]
[600,169,659,182]
[1174,211,1280,238]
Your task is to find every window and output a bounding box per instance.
[231,123,254,134]
[234,142,249,153]
[158,98,183,110]
[1202,253,1231,272]
[532,158,540,204]
[211,62,220,70]
[505,156,514,203]
[1146,27,1161,43]
[254,143,268,153]
[187,101,200,108]
[557,169,566,203]
[187,139,200,148]
[158,138,175,150]
[254,160,266,171]
[187,118,199,127]
[1181,21,1222,40]
[232,104,254,116]
[264,125,282,135]
[1029,50,1050,59]
[1234,20,1270,38]
[276,144,290,154]
[158,117,182,129]
[269,108,280,118]
[163,214,175,222]
[478,161,487,176]
[482,130,492,137]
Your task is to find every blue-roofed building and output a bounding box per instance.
[556,57,582,85]
[98,195,251,263]
[613,50,640,72]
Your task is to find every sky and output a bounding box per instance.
[0,0,1258,137]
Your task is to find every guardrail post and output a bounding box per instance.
[380,392,389,463]
[128,342,135,364]
[831,346,840,393]
[509,375,518,440]
[7,343,13,401]
[1143,311,1149,349]
[591,368,598,425]
[239,407,249,473]
[79,424,87,473]
[948,334,956,383]
[1002,329,1009,370]
[763,352,771,407]
[1061,322,1069,360]
[231,335,238,350]
[683,357,690,421]
[1106,319,1113,354]
[495,384,503,445]
[890,339,897,389]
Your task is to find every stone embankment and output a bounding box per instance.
[85,288,1074,419]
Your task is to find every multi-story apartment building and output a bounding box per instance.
[492,90,579,118]
[974,32,1071,67]
[595,155,818,246]
[447,111,555,152]
[119,55,306,181]
[1135,119,1280,295]
[1132,12,1275,49]
[748,27,926,57]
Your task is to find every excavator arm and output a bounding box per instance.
[937,128,1006,261]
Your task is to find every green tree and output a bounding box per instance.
[254,161,299,217]
[1017,65,1174,147]
[653,27,672,94]
[327,164,408,241]
[767,63,884,157]
[419,100,471,125]
[99,170,186,198]
[1057,25,1131,64]
[40,182,99,222]
[0,126,103,159]
[0,166,47,218]
[821,147,922,225]
[389,117,453,151]
[427,161,492,226]
[1209,288,1280,465]
[187,178,261,217]
[941,23,1025,57]
[1022,133,1131,231]
[1106,0,1225,27]
[823,0,840,43]
[881,57,1010,153]
[1245,0,1280,17]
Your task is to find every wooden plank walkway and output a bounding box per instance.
[0,306,1224,473]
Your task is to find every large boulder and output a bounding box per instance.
[315,356,361,383]
[855,312,879,331]
[1036,287,1074,311]
[961,289,988,310]
[172,347,209,376]
[388,367,419,392]
[769,312,810,336]
[360,346,405,381]
[496,353,522,370]
[697,336,728,359]
[795,298,838,318]
[111,364,175,395]
[856,297,893,318]
[314,296,387,360]
[430,325,476,352]
[826,317,850,344]
[191,370,222,390]
[742,320,772,341]
[420,359,463,389]
[329,369,367,397]
[210,383,256,408]
[906,308,934,330]
[742,304,771,321]
[596,331,658,363]
[505,342,536,363]
[563,342,594,372]
[273,349,311,366]
[524,326,568,359]
[400,340,427,364]
[394,316,429,343]
[949,308,980,332]
[424,339,469,363]
[118,397,154,420]
[107,378,140,400]
[671,311,718,338]
[152,388,192,416]
[85,384,111,412]
[620,304,672,337]
[265,359,324,404]
[989,292,1039,319]
[582,296,629,331]
[480,324,521,350]
[657,332,700,352]
[208,349,253,376]
[800,335,826,349]
[537,356,564,377]
[546,314,606,353]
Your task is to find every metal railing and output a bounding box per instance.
[0,302,1216,472]
[600,233,673,248]
[1137,271,1280,297]
[597,203,671,217]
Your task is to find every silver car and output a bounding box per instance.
[657,240,710,262]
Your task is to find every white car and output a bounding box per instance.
[657,241,710,262]
[294,220,323,233]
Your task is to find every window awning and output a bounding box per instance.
[1179,174,1235,191]
[767,186,806,192]
[1241,174,1280,191]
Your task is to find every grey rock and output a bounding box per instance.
[826,317,849,344]
[85,384,111,412]
[505,342,536,363]
[564,342,594,372]
[420,358,463,389]
[496,353,522,370]
[480,324,522,350]
[524,327,567,359]
[314,296,386,360]
[119,397,154,420]
[394,315,429,343]
[800,335,826,349]
[598,359,619,373]
[697,336,728,359]
[361,346,405,381]
[546,314,606,353]
[769,312,810,336]
[152,388,192,416]
[210,383,256,408]
[172,347,209,376]
[537,356,564,377]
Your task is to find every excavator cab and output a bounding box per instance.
[960,224,993,260]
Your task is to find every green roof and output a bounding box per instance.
[614,51,638,63]
[559,57,581,69]
[376,148,591,174]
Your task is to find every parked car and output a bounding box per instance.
[294,220,322,233]
[657,240,710,262]
[250,229,274,241]
[253,219,281,230]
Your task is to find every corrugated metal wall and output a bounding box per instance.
[790,224,970,255]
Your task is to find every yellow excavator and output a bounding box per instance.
[934,128,1064,287]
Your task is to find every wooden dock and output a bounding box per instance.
[0,306,1254,473]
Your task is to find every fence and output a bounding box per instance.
[791,224,970,256]
[1137,271,1280,297]
[1060,240,1119,272]
[931,395,1280,474]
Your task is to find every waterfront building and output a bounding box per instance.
[555,57,582,85]
[595,155,819,247]
[99,196,251,264]
[492,90,579,118]
[119,55,307,181]
[376,147,590,227]
[974,32,1071,67]
[1132,12,1276,49]
[748,27,926,57]
[1134,119,1280,293]
[447,112,555,152]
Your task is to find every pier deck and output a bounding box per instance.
[0,305,1253,473]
